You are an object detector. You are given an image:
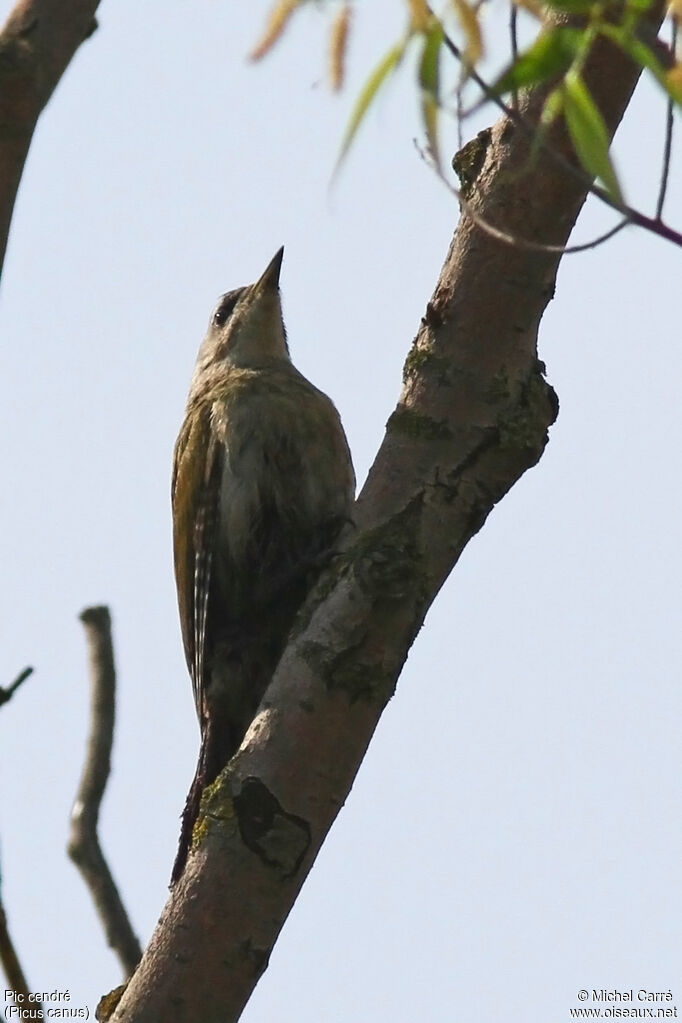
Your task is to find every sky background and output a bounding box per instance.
[0,1,680,1020]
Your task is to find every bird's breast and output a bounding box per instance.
[209,371,353,615]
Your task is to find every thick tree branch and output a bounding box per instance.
[69,606,141,979]
[111,12,664,1021]
[0,0,100,278]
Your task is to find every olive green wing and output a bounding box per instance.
[171,408,224,726]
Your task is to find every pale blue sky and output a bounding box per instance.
[0,2,680,1019]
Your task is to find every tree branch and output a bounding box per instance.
[0,666,33,708]
[68,606,141,979]
[111,9,665,1020]
[0,0,100,279]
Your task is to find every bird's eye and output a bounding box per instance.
[212,289,243,328]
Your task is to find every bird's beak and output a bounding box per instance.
[254,246,284,293]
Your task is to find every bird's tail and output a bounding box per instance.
[171,744,208,886]
[170,716,233,886]
[170,612,302,885]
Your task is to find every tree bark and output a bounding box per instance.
[0,0,99,278]
[111,11,665,1022]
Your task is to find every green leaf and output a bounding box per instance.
[490,27,584,96]
[419,20,444,94]
[563,72,623,202]
[450,0,483,67]
[420,93,440,170]
[540,87,564,127]
[601,23,682,106]
[419,21,444,171]
[334,40,406,176]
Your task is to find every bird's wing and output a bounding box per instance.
[171,408,224,726]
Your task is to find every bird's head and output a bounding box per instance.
[192,247,289,386]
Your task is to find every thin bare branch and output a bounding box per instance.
[459,186,630,252]
[461,195,630,252]
[68,606,142,978]
[421,138,631,253]
[0,666,33,707]
[456,84,464,149]
[0,0,101,279]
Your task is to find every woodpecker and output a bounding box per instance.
[171,248,355,883]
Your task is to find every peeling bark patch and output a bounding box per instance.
[234,777,310,879]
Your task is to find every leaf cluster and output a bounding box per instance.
[250,0,681,207]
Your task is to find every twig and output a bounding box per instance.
[68,606,142,978]
[418,139,630,254]
[655,16,676,220]
[456,85,464,150]
[0,667,33,708]
[0,899,37,1013]
[458,199,630,253]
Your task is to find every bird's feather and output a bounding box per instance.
[172,409,223,730]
